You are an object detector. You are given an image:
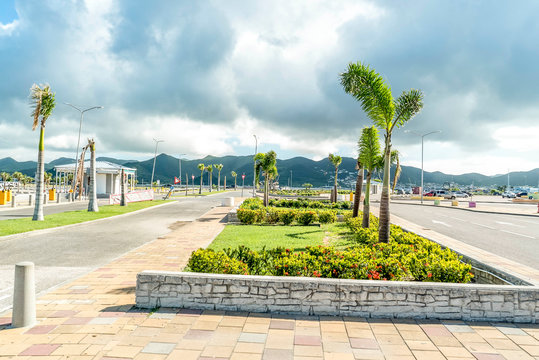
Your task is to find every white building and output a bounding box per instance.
[54,161,136,197]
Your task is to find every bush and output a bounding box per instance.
[237,208,265,224]
[265,208,281,224]
[318,210,337,224]
[297,210,318,225]
[279,209,297,225]
[240,197,264,210]
[187,249,247,275]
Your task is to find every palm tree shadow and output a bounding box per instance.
[285,230,323,239]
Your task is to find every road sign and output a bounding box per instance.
[174,177,181,184]
[242,174,245,180]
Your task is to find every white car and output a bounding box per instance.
[502,192,516,198]
[452,191,469,198]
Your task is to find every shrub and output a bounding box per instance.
[240,197,264,210]
[265,208,281,224]
[279,209,297,225]
[297,210,318,225]
[318,210,337,224]
[237,208,265,224]
[187,249,247,274]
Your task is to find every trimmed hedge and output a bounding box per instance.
[269,198,352,209]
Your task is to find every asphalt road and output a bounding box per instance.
[0,191,241,313]
[389,203,539,270]
[0,200,110,221]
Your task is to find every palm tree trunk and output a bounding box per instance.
[88,144,98,212]
[234,177,237,190]
[120,169,127,206]
[209,173,212,192]
[32,127,45,221]
[352,166,364,217]
[264,173,269,206]
[218,172,221,191]
[199,171,203,194]
[362,172,372,228]
[378,141,392,243]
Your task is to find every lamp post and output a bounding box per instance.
[64,103,103,198]
[178,153,186,189]
[150,138,164,191]
[252,134,258,197]
[241,174,245,197]
[405,130,441,204]
[290,170,292,189]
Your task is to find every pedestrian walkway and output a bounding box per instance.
[1,205,538,359]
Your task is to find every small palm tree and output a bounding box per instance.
[328,153,342,203]
[206,165,213,192]
[1,172,11,190]
[390,150,401,193]
[214,164,223,191]
[231,171,237,190]
[359,126,382,228]
[254,150,277,206]
[341,62,423,242]
[352,159,364,218]
[30,83,56,221]
[11,171,23,191]
[44,172,52,189]
[197,163,205,194]
[22,175,32,189]
[87,138,98,212]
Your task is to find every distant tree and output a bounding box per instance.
[30,83,56,221]
[214,164,223,191]
[197,163,205,194]
[231,171,237,190]
[328,153,342,203]
[302,183,313,190]
[1,172,11,190]
[255,150,277,206]
[87,138,98,212]
[359,126,382,228]
[44,172,52,189]
[11,171,23,191]
[206,165,213,192]
[341,62,423,242]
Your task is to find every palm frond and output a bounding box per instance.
[358,126,382,173]
[197,163,205,171]
[392,89,423,131]
[30,84,42,130]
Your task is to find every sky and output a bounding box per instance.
[1,0,538,176]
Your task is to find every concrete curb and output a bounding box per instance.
[0,200,177,242]
[391,200,539,218]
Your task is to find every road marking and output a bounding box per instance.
[0,287,13,294]
[495,221,524,228]
[501,230,535,239]
[0,294,11,301]
[432,220,451,227]
[449,216,467,222]
[471,222,496,230]
[0,305,11,314]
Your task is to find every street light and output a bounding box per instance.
[178,153,186,188]
[65,103,103,199]
[405,130,441,204]
[150,138,164,191]
[252,134,258,197]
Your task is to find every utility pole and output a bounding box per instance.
[405,130,441,204]
[179,153,186,189]
[252,134,258,197]
[150,138,164,191]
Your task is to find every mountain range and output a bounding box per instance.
[1,155,538,188]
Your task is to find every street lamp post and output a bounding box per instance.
[252,134,258,197]
[242,174,245,197]
[290,170,292,189]
[150,138,164,191]
[179,153,186,189]
[405,130,441,204]
[64,103,103,199]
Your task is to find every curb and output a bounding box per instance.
[0,200,177,241]
[391,201,539,218]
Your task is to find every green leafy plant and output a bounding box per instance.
[297,210,318,225]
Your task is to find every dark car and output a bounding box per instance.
[423,191,435,196]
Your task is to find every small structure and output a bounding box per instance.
[54,161,136,197]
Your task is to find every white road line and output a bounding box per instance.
[0,294,11,301]
[501,230,535,239]
[471,222,496,230]
[0,305,11,314]
[432,220,451,227]
[0,287,13,294]
[495,221,524,228]
[449,216,467,222]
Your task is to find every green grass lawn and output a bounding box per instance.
[208,223,350,252]
[0,200,171,236]
[171,189,230,198]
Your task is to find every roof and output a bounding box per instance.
[54,161,136,174]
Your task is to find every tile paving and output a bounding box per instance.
[1,204,538,359]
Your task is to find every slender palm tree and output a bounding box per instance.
[206,165,213,192]
[22,175,33,189]
[328,153,342,203]
[44,172,52,189]
[341,62,423,242]
[1,172,10,190]
[390,150,402,193]
[30,84,56,221]
[11,171,23,191]
[214,164,223,191]
[231,171,237,190]
[352,159,364,218]
[359,126,382,228]
[254,150,277,206]
[87,138,98,212]
[197,163,205,194]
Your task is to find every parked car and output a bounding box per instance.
[516,191,528,198]
[502,192,516,198]
[423,191,435,197]
[452,191,469,198]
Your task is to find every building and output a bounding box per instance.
[54,161,136,197]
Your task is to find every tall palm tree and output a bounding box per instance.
[44,172,52,189]
[390,150,402,193]
[214,164,223,191]
[206,165,213,192]
[341,62,423,242]
[254,150,277,206]
[328,153,342,203]
[197,163,205,194]
[30,84,56,221]
[231,171,237,190]
[11,171,23,191]
[1,172,11,190]
[359,126,382,228]
[87,138,98,212]
[352,159,364,218]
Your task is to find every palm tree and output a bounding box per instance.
[44,172,52,189]
[231,171,237,190]
[390,150,401,193]
[1,172,11,190]
[341,62,423,242]
[328,153,342,203]
[352,159,364,218]
[87,138,98,212]
[359,126,382,228]
[197,163,205,194]
[206,165,213,192]
[21,175,32,189]
[254,150,277,206]
[214,164,223,191]
[30,83,56,221]
[11,171,23,191]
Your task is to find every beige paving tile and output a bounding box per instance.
[294,345,323,357]
[165,349,200,360]
[234,341,265,354]
[106,344,143,358]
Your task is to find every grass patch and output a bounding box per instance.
[0,200,171,236]
[208,223,349,252]
[171,189,230,197]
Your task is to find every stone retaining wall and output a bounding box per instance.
[136,271,539,323]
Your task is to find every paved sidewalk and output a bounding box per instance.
[1,205,538,359]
